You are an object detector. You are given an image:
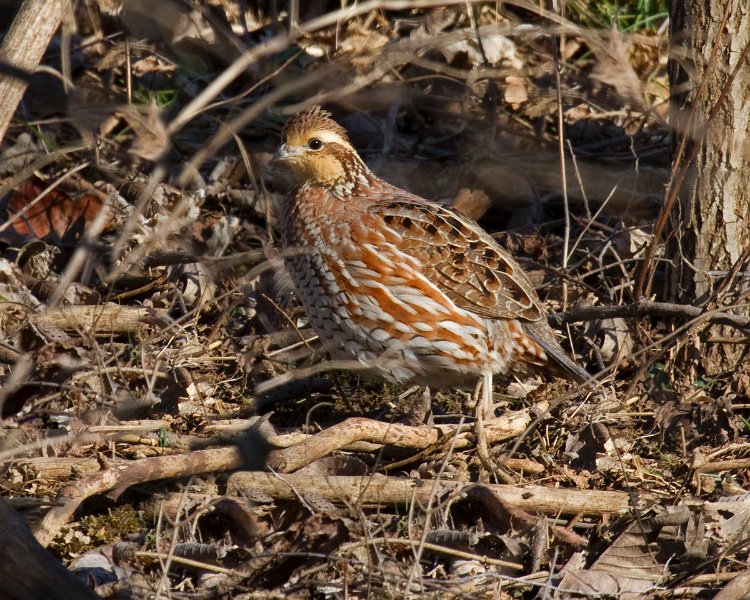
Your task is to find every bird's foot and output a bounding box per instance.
[395,385,434,426]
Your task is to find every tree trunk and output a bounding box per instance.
[0,499,100,600]
[667,0,750,375]
[0,0,64,144]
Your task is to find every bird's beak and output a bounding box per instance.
[274,143,299,162]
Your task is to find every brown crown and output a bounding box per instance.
[281,105,350,144]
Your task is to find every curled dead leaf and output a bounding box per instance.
[1,176,111,245]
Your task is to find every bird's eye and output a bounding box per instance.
[308,138,323,150]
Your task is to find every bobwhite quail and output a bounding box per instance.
[273,105,588,416]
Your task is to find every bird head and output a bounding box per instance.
[273,105,366,188]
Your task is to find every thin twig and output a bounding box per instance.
[549,298,750,331]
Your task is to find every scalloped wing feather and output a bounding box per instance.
[366,187,544,322]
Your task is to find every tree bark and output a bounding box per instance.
[0,0,65,145]
[0,499,100,600]
[668,0,750,375]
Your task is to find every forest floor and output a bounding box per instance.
[2,1,750,598]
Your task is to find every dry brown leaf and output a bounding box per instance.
[451,188,492,221]
[558,519,665,598]
[118,103,170,162]
[440,27,523,70]
[584,317,635,365]
[0,132,41,176]
[590,31,645,108]
[120,0,240,73]
[706,494,750,543]
[504,75,528,106]
[339,24,389,71]
[1,176,110,245]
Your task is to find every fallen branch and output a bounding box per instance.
[32,304,171,336]
[696,457,750,474]
[549,298,750,331]
[34,444,634,547]
[13,456,104,480]
[32,446,243,547]
[13,452,545,482]
[266,412,533,473]
[30,412,533,546]
[228,472,643,517]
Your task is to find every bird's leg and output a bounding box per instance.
[474,373,519,483]
[474,373,495,419]
[474,371,497,477]
[482,372,494,419]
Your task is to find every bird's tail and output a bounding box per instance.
[523,321,591,384]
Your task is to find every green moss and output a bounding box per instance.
[81,505,145,545]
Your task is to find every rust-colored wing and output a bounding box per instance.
[367,190,544,323]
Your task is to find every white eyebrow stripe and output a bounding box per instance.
[311,131,349,146]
